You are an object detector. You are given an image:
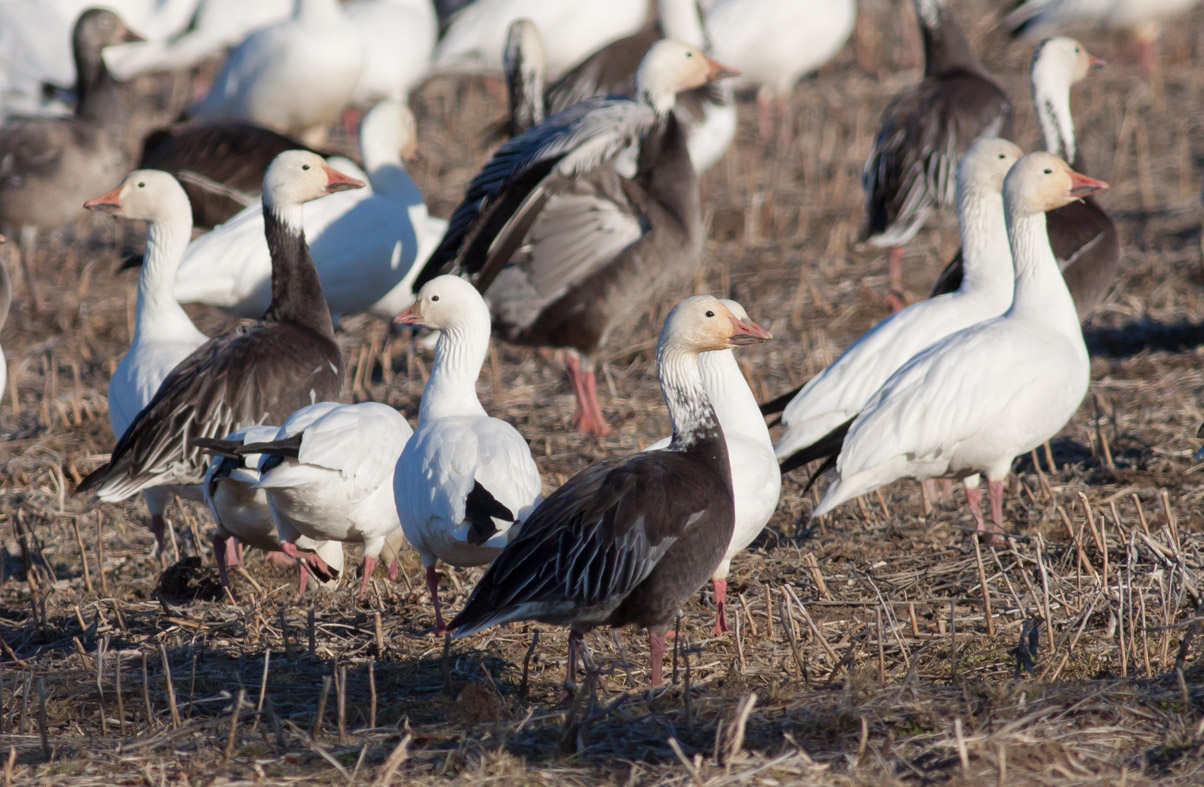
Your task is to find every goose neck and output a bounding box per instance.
[420,320,490,421]
[1004,210,1081,338]
[74,40,124,123]
[913,0,980,74]
[659,0,707,49]
[698,350,772,447]
[1031,73,1077,165]
[133,214,196,340]
[956,183,1014,302]
[658,345,728,471]
[261,201,335,337]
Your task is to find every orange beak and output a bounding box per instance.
[1088,54,1106,71]
[394,304,422,326]
[1068,169,1108,198]
[84,185,123,212]
[729,315,772,346]
[705,55,739,81]
[322,165,365,194]
[0,233,7,243]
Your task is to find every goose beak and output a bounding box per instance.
[1088,54,1107,71]
[394,305,422,325]
[121,25,146,44]
[84,186,123,212]
[322,165,365,193]
[705,55,739,81]
[728,315,772,345]
[0,233,6,243]
[1068,170,1108,197]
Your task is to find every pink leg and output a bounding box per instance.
[213,534,231,590]
[565,354,610,436]
[885,247,906,312]
[426,565,447,634]
[965,484,986,533]
[757,92,773,140]
[712,578,729,635]
[358,555,377,600]
[987,480,1006,543]
[280,541,335,582]
[150,514,168,567]
[298,563,309,595]
[1137,36,1158,78]
[648,630,668,687]
[223,537,242,569]
[940,478,954,498]
[265,551,297,567]
[922,478,939,502]
[341,107,362,137]
[387,559,399,582]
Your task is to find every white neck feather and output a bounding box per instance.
[1031,65,1077,163]
[658,344,720,450]
[1005,209,1082,342]
[697,350,771,448]
[420,311,491,422]
[134,212,200,342]
[955,181,1014,305]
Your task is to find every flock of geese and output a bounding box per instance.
[0,0,1197,689]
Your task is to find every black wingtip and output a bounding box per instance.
[778,416,855,477]
[801,453,839,497]
[74,463,109,496]
[759,383,804,418]
[119,254,145,271]
[190,437,243,458]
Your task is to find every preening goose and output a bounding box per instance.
[77,152,362,558]
[448,296,772,688]
[188,0,362,146]
[644,299,780,634]
[432,0,647,79]
[84,170,209,560]
[173,102,441,321]
[705,0,857,138]
[812,153,1106,537]
[392,276,543,633]
[416,40,737,435]
[770,139,1022,473]
[0,9,142,310]
[240,401,414,599]
[861,0,1013,311]
[931,38,1118,322]
[542,0,738,173]
[198,424,346,594]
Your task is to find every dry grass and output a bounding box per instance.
[4,0,1204,783]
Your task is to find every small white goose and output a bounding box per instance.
[174,101,444,321]
[392,275,543,634]
[244,401,414,599]
[772,139,1023,473]
[84,170,209,560]
[812,152,1107,536]
[645,299,780,634]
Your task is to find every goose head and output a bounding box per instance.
[84,170,191,223]
[262,151,365,209]
[959,138,1024,194]
[635,40,738,113]
[1031,37,1104,90]
[394,275,488,332]
[1004,152,1109,218]
[660,295,771,355]
[360,101,419,166]
[75,8,144,52]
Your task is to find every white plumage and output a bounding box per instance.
[345,0,437,106]
[393,276,543,633]
[645,300,780,634]
[174,101,444,322]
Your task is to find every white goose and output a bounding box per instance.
[772,139,1023,473]
[241,401,414,599]
[392,275,543,634]
[173,101,444,321]
[84,170,209,561]
[812,152,1107,536]
[645,299,780,634]
[345,0,438,107]
[188,0,362,145]
[432,0,647,79]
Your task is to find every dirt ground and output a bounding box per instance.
[4,0,1204,784]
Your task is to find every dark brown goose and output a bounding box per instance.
[416,40,736,435]
[77,151,362,566]
[0,9,142,309]
[448,296,772,687]
[930,37,1118,321]
[861,0,1013,311]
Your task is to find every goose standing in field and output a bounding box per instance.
[83,170,209,560]
[76,151,363,568]
[188,0,362,146]
[432,0,647,79]
[173,102,442,321]
[705,0,857,138]
[861,0,1013,311]
[644,299,779,634]
[812,153,1106,537]
[542,0,738,173]
[930,38,1117,322]
[0,9,143,310]
[449,296,772,687]
[769,139,1022,473]
[417,40,738,435]
[393,276,543,633]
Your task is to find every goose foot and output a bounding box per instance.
[712,578,729,635]
[426,565,447,634]
[358,555,377,600]
[566,354,610,436]
[648,629,668,687]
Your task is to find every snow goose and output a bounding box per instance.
[173,101,442,321]
[224,401,413,599]
[432,0,647,79]
[76,152,363,562]
[448,296,772,687]
[83,170,209,560]
[705,0,857,138]
[931,38,1118,322]
[812,152,1107,536]
[644,299,779,634]
[392,276,543,633]
[416,40,738,435]
[197,425,346,593]
[542,0,738,172]
[770,139,1022,473]
[861,0,1013,311]
[188,0,362,146]
[0,9,143,310]
[501,18,547,138]
[345,0,438,108]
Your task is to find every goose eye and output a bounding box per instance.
[705,310,715,317]
[137,182,145,188]
[998,154,1005,159]
[431,295,440,302]
[302,164,310,171]
[685,51,693,58]
[1043,168,1053,174]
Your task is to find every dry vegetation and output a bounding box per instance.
[4,1,1204,783]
